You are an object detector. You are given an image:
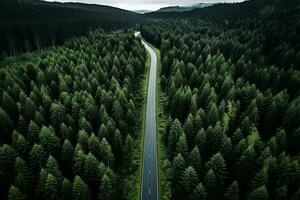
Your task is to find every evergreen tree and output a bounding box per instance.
[176,133,189,158]
[181,166,198,194]
[99,174,114,200]
[45,156,62,181]
[190,183,207,200]
[14,157,33,194]
[72,176,91,200]
[123,134,133,169]
[189,146,201,175]
[206,153,227,191]
[246,186,269,200]
[38,126,60,155]
[168,119,184,157]
[50,103,66,131]
[224,181,240,200]
[61,139,74,176]
[204,169,217,199]
[61,178,72,200]
[0,107,13,142]
[28,144,47,172]
[2,92,19,123]
[8,186,26,200]
[44,173,59,200]
[99,138,114,167]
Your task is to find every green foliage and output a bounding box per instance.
[72,176,91,200]
[0,30,146,199]
[8,186,26,200]
[141,1,300,198]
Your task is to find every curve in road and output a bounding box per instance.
[136,32,159,200]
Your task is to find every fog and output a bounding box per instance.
[48,0,246,10]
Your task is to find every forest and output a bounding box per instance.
[0,0,300,199]
[0,0,143,58]
[0,30,146,199]
[141,0,300,199]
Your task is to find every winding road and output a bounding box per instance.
[135,31,159,200]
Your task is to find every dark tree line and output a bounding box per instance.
[141,0,300,199]
[0,0,144,58]
[0,30,146,200]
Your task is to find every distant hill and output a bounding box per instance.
[155,3,215,12]
[132,10,152,14]
[0,0,144,57]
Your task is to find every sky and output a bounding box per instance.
[48,0,246,11]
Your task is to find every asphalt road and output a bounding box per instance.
[136,31,159,200]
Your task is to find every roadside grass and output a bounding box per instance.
[124,49,151,200]
[142,38,171,200]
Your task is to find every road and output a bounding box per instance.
[135,31,159,200]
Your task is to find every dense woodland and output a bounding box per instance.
[142,0,300,199]
[0,0,300,199]
[0,0,143,58]
[0,30,146,199]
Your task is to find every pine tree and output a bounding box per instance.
[204,169,217,199]
[283,97,300,133]
[190,183,207,200]
[72,176,91,200]
[0,107,13,142]
[112,129,122,163]
[224,181,240,200]
[168,119,184,157]
[181,166,198,194]
[45,156,62,181]
[61,139,74,177]
[99,138,114,167]
[84,153,101,188]
[99,174,114,200]
[38,126,60,155]
[206,153,227,191]
[14,157,33,194]
[50,103,66,131]
[78,130,89,153]
[27,121,40,144]
[8,186,26,200]
[88,133,101,160]
[2,91,19,123]
[44,173,59,200]
[189,146,201,175]
[176,133,189,158]
[61,178,72,200]
[28,144,47,172]
[22,97,36,121]
[246,186,269,200]
[250,167,268,190]
[184,114,195,147]
[195,128,206,153]
[237,146,256,189]
[11,131,29,158]
[123,134,133,169]
[207,103,219,126]
[35,168,48,200]
[0,144,16,182]
[172,153,186,195]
